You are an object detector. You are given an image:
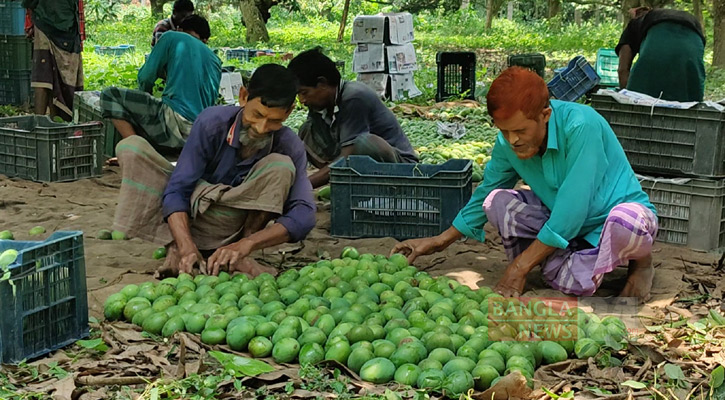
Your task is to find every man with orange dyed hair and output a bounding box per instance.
[392,67,658,302]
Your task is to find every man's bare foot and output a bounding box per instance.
[618,254,654,303]
[230,258,277,278]
[154,243,180,279]
[494,263,529,297]
[107,157,119,166]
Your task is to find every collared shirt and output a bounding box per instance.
[151,17,175,47]
[305,81,418,163]
[139,31,222,122]
[452,100,656,249]
[162,105,316,242]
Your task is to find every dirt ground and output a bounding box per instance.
[1,166,724,398]
[1,166,720,320]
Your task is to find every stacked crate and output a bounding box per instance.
[592,92,725,251]
[352,12,421,102]
[0,0,32,106]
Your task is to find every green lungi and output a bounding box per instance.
[628,21,705,102]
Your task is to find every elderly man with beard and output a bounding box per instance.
[112,64,316,278]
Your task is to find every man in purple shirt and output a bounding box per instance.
[112,64,316,278]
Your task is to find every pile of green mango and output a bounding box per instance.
[104,247,629,397]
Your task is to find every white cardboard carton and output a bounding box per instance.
[389,72,421,101]
[352,43,385,73]
[356,73,388,98]
[386,43,417,73]
[219,72,243,104]
[356,72,421,101]
[351,12,414,45]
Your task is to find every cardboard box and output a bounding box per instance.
[353,43,385,73]
[356,72,421,101]
[356,73,388,98]
[389,72,421,101]
[386,43,417,73]
[219,72,243,104]
[351,12,414,45]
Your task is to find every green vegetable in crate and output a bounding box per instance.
[316,186,331,201]
[102,250,631,398]
[0,249,18,268]
[28,226,45,236]
[0,230,14,240]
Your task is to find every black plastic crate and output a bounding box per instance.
[436,52,475,102]
[547,56,600,102]
[74,91,120,159]
[639,176,725,251]
[0,35,32,70]
[0,1,25,36]
[0,115,104,182]
[0,231,89,364]
[592,93,725,178]
[330,156,473,240]
[507,53,546,78]
[0,69,30,105]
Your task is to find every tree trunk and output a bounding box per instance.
[574,8,581,25]
[714,0,725,67]
[240,0,269,43]
[149,0,168,16]
[485,0,495,29]
[547,0,560,18]
[507,1,514,20]
[621,0,639,27]
[693,0,704,28]
[338,0,351,42]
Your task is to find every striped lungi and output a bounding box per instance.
[483,189,658,296]
[31,28,83,120]
[112,135,296,250]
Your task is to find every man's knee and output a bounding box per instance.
[483,189,517,215]
[352,133,398,162]
[115,136,154,162]
[606,203,658,237]
[255,153,296,181]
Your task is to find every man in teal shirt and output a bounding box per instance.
[101,15,221,152]
[392,67,658,302]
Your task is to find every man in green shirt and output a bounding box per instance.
[101,15,221,152]
[392,67,658,303]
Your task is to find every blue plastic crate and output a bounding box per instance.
[0,1,25,36]
[547,56,600,102]
[225,48,257,63]
[94,44,135,57]
[0,231,89,364]
[330,156,473,240]
[0,68,31,106]
[596,48,619,87]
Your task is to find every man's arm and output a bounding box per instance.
[138,33,169,92]
[617,45,633,88]
[207,223,290,275]
[167,212,205,273]
[308,145,355,188]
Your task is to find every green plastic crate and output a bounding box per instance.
[0,115,104,182]
[0,231,89,364]
[73,91,120,158]
[0,35,32,70]
[592,93,725,178]
[639,177,725,251]
[595,48,619,87]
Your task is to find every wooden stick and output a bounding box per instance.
[75,375,152,386]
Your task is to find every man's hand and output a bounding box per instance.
[208,239,254,276]
[390,237,440,264]
[178,244,206,275]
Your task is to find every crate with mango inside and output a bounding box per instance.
[98,246,632,398]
